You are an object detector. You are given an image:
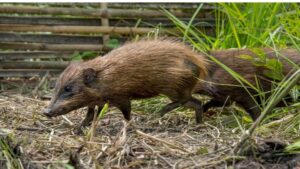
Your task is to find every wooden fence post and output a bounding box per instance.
[101,3,110,48]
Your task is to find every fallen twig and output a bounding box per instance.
[32,71,49,96]
[16,126,49,132]
[136,129,191,154]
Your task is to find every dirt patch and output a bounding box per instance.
[235,139,300,168]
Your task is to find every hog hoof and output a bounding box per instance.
[74,126,86,135]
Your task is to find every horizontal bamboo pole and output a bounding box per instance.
[29,3,213,10]
[107,3,215,9]
[0,24,175,35]
[0,42,108,51]
[0,16,215,27]
[0,51,74,60]
[0,5,199,18]
[0,61,69,69]
[0,69,62,77]
[0,32,103,44]
[0,15,101,26]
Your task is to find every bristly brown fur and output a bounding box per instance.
[81,39,208,99]
[194,48,300,120]
[85,38,207,79]
[55,62,82,90]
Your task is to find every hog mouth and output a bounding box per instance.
[43,103,86,118]
[43,107,70,117]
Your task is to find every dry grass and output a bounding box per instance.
[0,79,299,169]
[0,80,241,169]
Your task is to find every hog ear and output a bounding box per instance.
[82,68,97,85]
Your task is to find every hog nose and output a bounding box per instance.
[43,108,52,117]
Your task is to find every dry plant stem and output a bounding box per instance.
[32,71,49,96]
[258,114,294,129]
[62,115,74,126]
[196,156,246,168]
[89,110,99,142]
[233,69,300,155]
[140,140,173,167]
[16,126,49,132]
[136,129,191,154]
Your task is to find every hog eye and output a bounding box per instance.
[64,85,72,92]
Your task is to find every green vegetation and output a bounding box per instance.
[86,103,109,141]
[169,3,300,50]
[71,51,99,61]
[163,3,300,153]
[71,38,121,60]
[0,136,23,169]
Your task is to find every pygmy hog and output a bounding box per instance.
[194,48,300,120]
[43,39,207,129]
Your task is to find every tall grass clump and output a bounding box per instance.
[163,3,300,137]
[166,3,300,50]
[214,3,298,49]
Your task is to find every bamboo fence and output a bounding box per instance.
[0,3,215,77]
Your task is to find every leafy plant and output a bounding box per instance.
[239,48,284,81]
[164,3,300,50]
[71,51,99,61]
[70,39,121,61]
[86,103,109,141]
[285,139,300,154]
[107,38,121,49]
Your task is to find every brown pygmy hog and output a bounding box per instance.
[194,48,300,120]
[43,39,207,129]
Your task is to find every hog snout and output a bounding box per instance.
[43,106,68,117]
[43,108,53,117]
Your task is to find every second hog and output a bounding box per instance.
[43,39,207,129]
[194,48,300,120]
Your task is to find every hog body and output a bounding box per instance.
[44,39,207,129]
[194,48,300,120]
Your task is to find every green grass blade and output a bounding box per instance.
[183,4,203,42]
